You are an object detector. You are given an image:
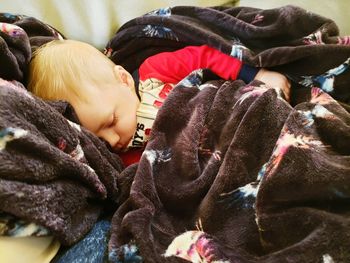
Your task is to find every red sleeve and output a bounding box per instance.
[139,45,243,83]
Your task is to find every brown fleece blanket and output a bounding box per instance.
[106,5,350,263]
[0,79,123,245]
[109,71,350,263]
[1,5,350,263]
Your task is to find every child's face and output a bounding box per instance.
[73,82,140,151]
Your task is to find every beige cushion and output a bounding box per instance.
[0,236,60,263]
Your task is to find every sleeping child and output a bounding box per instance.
[27,39,291,165]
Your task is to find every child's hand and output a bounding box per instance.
[254,68,291,102]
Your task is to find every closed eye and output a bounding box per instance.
[109,112,118,127]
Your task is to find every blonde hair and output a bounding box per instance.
[28,39,116,102]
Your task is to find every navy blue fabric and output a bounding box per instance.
[238,64,260,83]
[53,220,110,263]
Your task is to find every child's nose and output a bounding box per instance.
[103,132,120,150]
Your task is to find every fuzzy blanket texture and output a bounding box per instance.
[1,5,350,263]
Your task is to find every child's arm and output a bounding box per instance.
[139,45,251,83]
[139,45,290,101]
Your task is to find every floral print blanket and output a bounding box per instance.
[106,5,350,263]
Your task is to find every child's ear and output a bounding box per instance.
[113,65,134,87]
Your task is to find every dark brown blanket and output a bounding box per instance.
[0,5,350,263]
[106,5,350,263]
[0,79,123,245]
[109,72,350,263]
